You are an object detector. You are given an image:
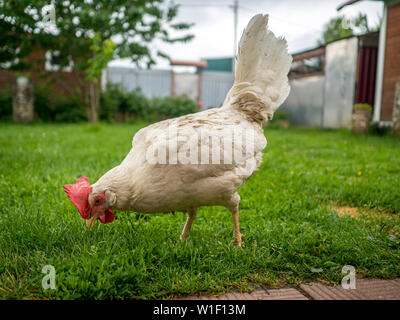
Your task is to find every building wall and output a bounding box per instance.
[106,67,234,109]
[283,37,358,128]
[323,37,358,128]
[201,58,233,72]
[174,72,199,101]
[381,2,400,121]
[201,71,234,108]
[0,48,83,95]
[282,75,325,126]
[106,67,171,98]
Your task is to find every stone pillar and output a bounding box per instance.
[351,107,372,134]
[13,76,34,123]
[392,83,400,136]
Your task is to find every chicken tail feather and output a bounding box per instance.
[224,14,292,126]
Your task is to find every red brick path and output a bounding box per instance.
[176,278,400,300]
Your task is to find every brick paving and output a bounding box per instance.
[300,279,400,300]
[176,278,400,300]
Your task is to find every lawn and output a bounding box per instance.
[0,122,399,299]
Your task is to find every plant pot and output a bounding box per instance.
[352,108,372,134]
[354,108,372,118]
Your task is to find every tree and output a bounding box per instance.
[0,0,194,122]
[319,13,380,45]
[85,33,116,123]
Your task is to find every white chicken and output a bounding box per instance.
[63,14,292,246]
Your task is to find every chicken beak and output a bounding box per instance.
[85,214,98,229]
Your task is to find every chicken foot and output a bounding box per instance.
[180,208,197,241]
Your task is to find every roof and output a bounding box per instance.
[290,31,379,58]
[170,60,208,68]
[291,45,325,60]
[337,0,363,11]
[201,57,233,72]
[337,0,388,11]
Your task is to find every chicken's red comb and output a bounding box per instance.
[63,176,91,219]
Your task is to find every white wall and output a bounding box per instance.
[201,71,234,109]
[323,37,358,128]
[106,67,171,98]
[282,75,325,127]
[174,72,199,101]
[283,37,359,128]
[105,68,234,109]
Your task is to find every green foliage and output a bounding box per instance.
[34,83,55,122]
[1,0,193,123]
[0,1,193,71]
[354,103,372,111]
[34,83,87,122]
[85,34,116,84]
[124,89,150,118]
[268,110,291,128]
[0,124,399,299]
[0,86,12,121]
[99,83,199,122]
[99,83,148,122]
[54,95,88,123]
[150,95,199,119]
[99,83,121,122]
[369,122,391,136]
[319,16,354,45]
[319,13,380,45]
[272,110,291,121]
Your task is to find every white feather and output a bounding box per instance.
[223,14,292,123]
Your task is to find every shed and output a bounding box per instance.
[338,0,400,124]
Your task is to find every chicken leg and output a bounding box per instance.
[231,204,243,246]
[180,208,197,241]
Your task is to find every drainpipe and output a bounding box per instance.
[373,3,387,123]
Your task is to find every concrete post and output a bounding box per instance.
[13,76,34,123]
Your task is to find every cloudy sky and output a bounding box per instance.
[109,0,384,70]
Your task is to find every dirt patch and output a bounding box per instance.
[332,205,360,217]
[331,205,396,219]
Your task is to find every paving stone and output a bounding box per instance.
[175,278,400,300]
[264,288,308,300]
[300,278,400,300]
[176,288,307,300]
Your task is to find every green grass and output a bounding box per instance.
[0,123,399,299]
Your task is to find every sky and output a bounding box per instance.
[109,0,384,70]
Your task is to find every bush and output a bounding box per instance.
[0,86,12,121]
[34,83,55,122]
[34,83,87,122]
[268,110,291,128]
[354,103,372,112]
[99,83,123,122]
[369,122,391,136]
[150,95,198,120]
[273,110,291,121]
[99,83,199,122]
[54,95,87,122]
[126,88,149,119]
[100,83,149,122]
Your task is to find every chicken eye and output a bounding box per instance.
[95,198,102,205]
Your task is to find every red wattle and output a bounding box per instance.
[99,209,114,224]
